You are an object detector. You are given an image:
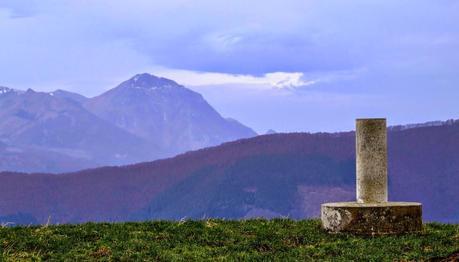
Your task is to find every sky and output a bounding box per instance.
[0,0,458,133]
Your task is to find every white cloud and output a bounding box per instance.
[264,72,318,89]
[149,67,320,89]
[204,33,243,53]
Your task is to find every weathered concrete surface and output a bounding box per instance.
[321,118,423,235]
[321,202,422,235]
[356,118,388,203]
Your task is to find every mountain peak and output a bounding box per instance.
[87,73,256,155]
[125,73,181,90]
[49,89,89,104]
[0,86,12,94]
[0,86,24,95]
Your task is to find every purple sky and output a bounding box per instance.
[1,0,458,133]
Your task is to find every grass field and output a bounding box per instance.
[1,219,458,261]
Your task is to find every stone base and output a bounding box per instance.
[321,202,422,235]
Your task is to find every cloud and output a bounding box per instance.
[1,1,458,83]
[0,0,458,131]
[150,67,321,89]
[204,33,244,53]
[0,0,40,18]
[266,72,318,89]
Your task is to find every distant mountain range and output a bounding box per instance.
[0,120,457,224]
[0,74,256,173]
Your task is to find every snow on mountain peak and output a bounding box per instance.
[126,73,181,90]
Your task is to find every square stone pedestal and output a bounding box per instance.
[321,202,422,235]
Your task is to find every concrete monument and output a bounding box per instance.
[321,118,422,235]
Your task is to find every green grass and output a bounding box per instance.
[1,219,458,261]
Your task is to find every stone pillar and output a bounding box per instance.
[356,118,388,203]
[320,118,422,235]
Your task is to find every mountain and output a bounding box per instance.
[0,120,457,225]
[0,74,256,172]
[388,119,457,131]
[49,89,89,104]
[0,86,24,95]
[0,143,96,173]
[0,87,159,172]
[85,73,256,155]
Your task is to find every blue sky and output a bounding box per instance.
[1,0,458,133]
